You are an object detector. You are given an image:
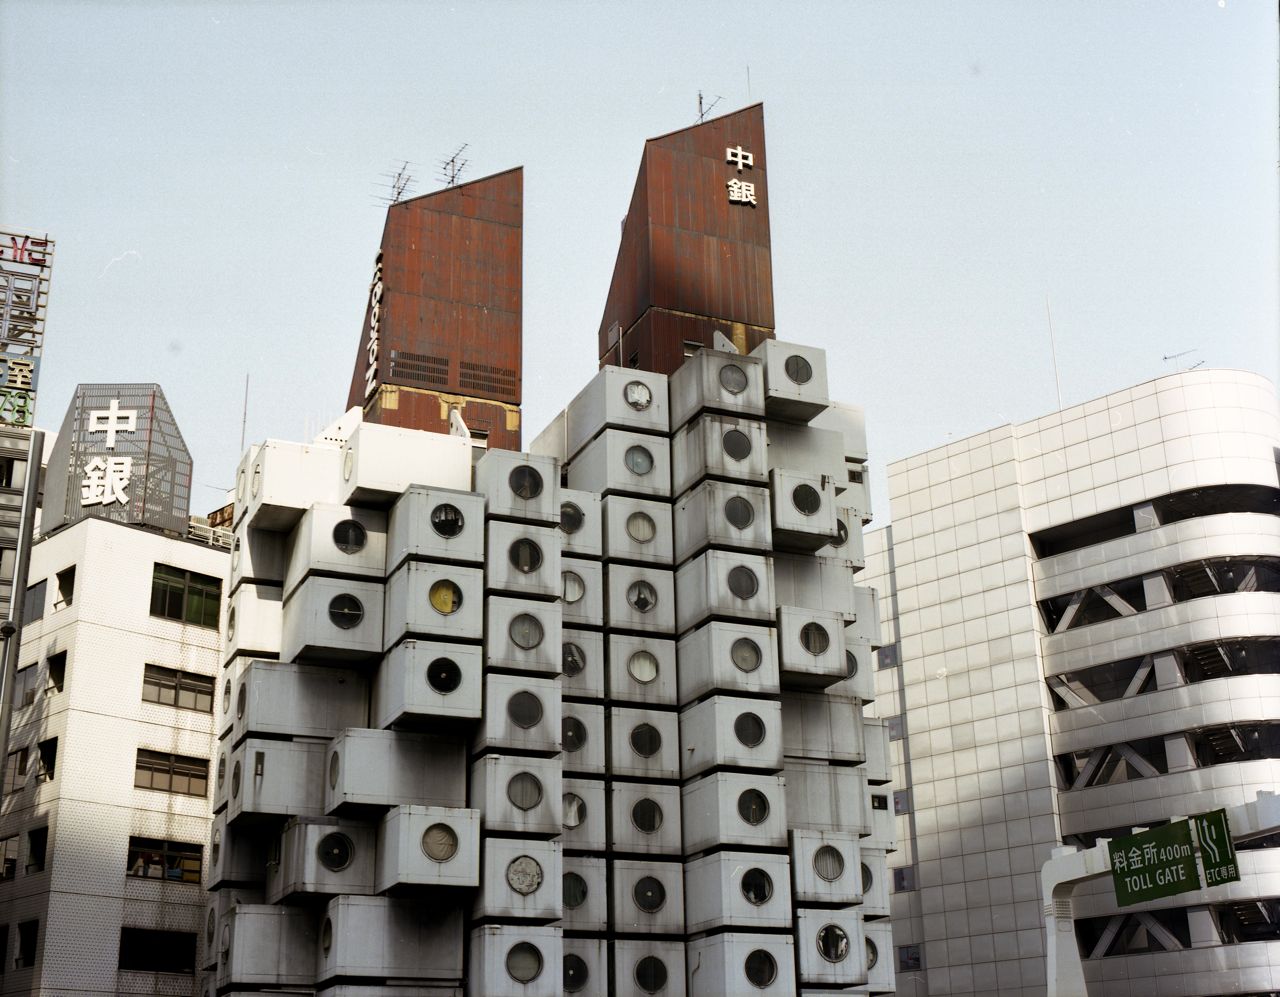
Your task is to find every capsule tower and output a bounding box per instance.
[205,106,894,997]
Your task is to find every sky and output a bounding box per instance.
[2,0,1276,523]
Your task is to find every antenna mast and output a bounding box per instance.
[438,145,469,187]
[1045,295,1063,410]
[374,161,418,205]
[696,91,723,124]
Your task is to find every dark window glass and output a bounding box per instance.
[792,483,822,515]
[22,580,45,624]
[737,788,769,825]
[744,949,777,987]
[564,953,589,992]
[724,495,754,529]
[507,691,544,729]
[332,520,367,554]
[871,794,888,811]
[0,837,15,881]
[893,866,917,892]
[34,739,55,783]
[24,827,46,873]
[800,622,830,655]
[559,502,584,535]
[741,867,773,905]
[562,716,587,752]
[430,503,465,537]
[734,712,766,748]
[142,665,213,714]
[731,637,762,672]
[506,941,543,982]
[897,943,923,972]
[126,837,202,884]
[509,466,543,501]
[634,955,668,993]
[723,429,753,461]
[784,354,813,384]
[887,714,905,741]
[509,539,543,574]
[426,658,462,694]
[507,772,543,811]
[327,594,364,629]
[3,749,26,796]
[562,642,586,677]
[719,363,748,394]
[633,875,666,912]
[630,723,661,758]
[893,790,911,815]
[149,565,221,629]
[727,565,759,599]
[133,750,208,798]
[118,926,196,974]
[563,871,588,908]
[631,798,663,833]
[817,924,850,963]
[46,652,66,694]
[316,832,353,871]
[10,665,37,709]
[54,566,74,610]
[15,920,37,969]
[624,445,654,476]
[626,580,658,613]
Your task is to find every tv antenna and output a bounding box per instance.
[375,161,418,205]
[1163,348,1203,370]
[697,91,723,123]
[438,144,469,187]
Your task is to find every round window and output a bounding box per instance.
[320,917,333,956]
[430,503,465,537]
[784,354,813,384]
[235,469,246,503]
[727,565,759,599]
[731,637,762,672]
[861,862,873,893]
[509,539,543,574]
[623,380,653,411]
[744,949,777,988]
[222,679,232,714]
[866,938,879,971]
[562,571,585,604]
[562,716,588,752]
[563,871,588,909]
[217,754,226,789]
[734,712,766,748]
[624,445,654,476]
[231,760,242,799]
[506,942,543,983]
[328,594,363,630]
[630,723,661,758]
[792,483,822,516]
[626,511,657,544]
[316,832,353,872]
[506,855,544,896]
[230,535,241,571]
[633,875,666,912]
[723,429,753,461]
[846,650,858,676]
[428,579,463,615]
[509,466,544,500]
[236,684,247,719]
[421,823,458,862]
[250,464,262,497]
[631,798,663,834]
[800,622,830,655]
[627,580,658,613]
[341,449,353,482]
[562,642,586,677]
[427,657,462,694]
[742,867,773,906]
[832,519,849,548]
[627,650,659,684]
[332,519,367,554]
[725,495,755,529]
[327,752,339,790]
[507,772,543,811]
[814,845,845,882]
[817,924,850,963]
[509,613,545,650]
[719,363,749,394]
[635,956,668,994]
[507,691,544,729]
[560,502,584,534]
[227,607,237,640]
[206,907,216,944]
[564,953,590,993]
[737,788,769,825]
[563,792,588,829]
[210,827,221,868]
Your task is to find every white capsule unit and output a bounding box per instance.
[485,596,562,675]
[560,556,605,629]
[601,494,674,565]
[467,924,562,997]
[751,339,830,424]
[680,773,787,855]
[230,522,286,592]
[772,554,855,623]
[780,691,865,765]
[376,805,481,893]
[485,520,562,599]
[558,488,603,559]
[790,829,863,905]
[683,850,794,934]
[227,738,327,824]
[339,420,471,506]
[860,848,891,918]
[383,561,483,650]
[200,885,263,970]
[611,858,685,934]
[795,908,867,988]
[783,758,868,836]
[679,696,783,779]
[866,784,896,851]
[317,895,464,984]
[674,550,775,634]
[265,817,376,903]
[566,428,672,500]
[474,672,562,755]
[232,661,368,746]
[864,917,896,993]
[614,938,688,997]
[205,811,268,889]
[216,904,317,990]
[475,449,561,525]
[281,576,385,663]
[470,754,563,837]
[238,439,344,532]
[561,776,606,851]
[776,607,847,689]
[862,719,891,786]
[562,935,607,995]
[385,485,486,572]
[607,633,678,707]
[671,413,768,498]
[564,365,670,459]
[561,855,607,932]
[685,933,794,997]
[676,622,780,705]
[224,583,283,664]
[608,781,683,856]
[325,729,466,815]
[817,506,865,570]
[769,469,839,553]
[561,628,606,700]
[372,639,483,729]
[764,422,845,477]
[673,479,772,564]
[668,348,766,430]
[604,563,675,635]
[561,701,606,776]
[850,584,881,646]
[608,706,680,780]
[474,837,562,922]
[833,633,876,702]
[282,503,388,599]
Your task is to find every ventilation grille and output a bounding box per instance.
[389,351,449,387]
[459,361,517,396]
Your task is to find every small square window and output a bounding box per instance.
[3,749,27,796]
[53,567,75,611]
[876,643,900,670]
[871,794,888,811]
[34,739,56,783]
[893,790,911,816]
[886,714,905,741]
[46,652,66,695]
[22,581,45,624]
[0,837,16,881]
[897,943,923,972]
[892,865,916,892]
[24,828,46,874]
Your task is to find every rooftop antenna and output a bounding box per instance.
[374,161,418,205]
[239,373,249,453]
[438,144,469,187]
[1163,348,1202,371]
[697,91,723,124]
[1045,295,1064,410]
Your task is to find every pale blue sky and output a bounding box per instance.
[2,1,1275,521]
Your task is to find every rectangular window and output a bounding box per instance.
[0,923,7,973]
[893,789,911,816]
[897,943,923,972]
[848,468,864,484]
[22,580,44,624]
[3,749,26,796]
[876,643,900,670]
[15,920,36,969]
[683,340,702,358]
[10,665,37,709]
[0,837,16,881]
[149,564,221,629]
[34,739,56,783]
[53,566,75,610]
[24,828,46,874]
[871,794,888,811]
[141,665,214,714]
[886,714,905,741]
[46,652,65,694]
[126,837,202,884]
[893,865,917,892]
[118,927,196,975]
[133,750,208,798]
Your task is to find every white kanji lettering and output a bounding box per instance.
[86,398,137,450]
[726,178,758,206]
[1112,850,1127,873]
[1127,846,1143,869]
[3,357,34,391]
[81,456,133,507]
[725,146,754,172]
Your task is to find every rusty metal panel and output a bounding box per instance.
[365,385,521,452]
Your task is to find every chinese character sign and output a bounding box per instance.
[79,399,138,507]
[1108,821,1201,907]
[725,145,758,207]
[1193,809,1241,888]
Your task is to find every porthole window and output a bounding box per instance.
[633,875,666,912]
[507,691,544,729]
[562,716,587,752]
[846,650,858,676]
[861,862,873,893]
[205,908,216,945]
[506,942,543,984]
[506,854,544,896]
[236,684,247,719]
[320,917,333,956]
[624,445,654,476]
[723,429,753,461]
[741,867,773,906]
[866,938,879,970]
[832,519,849,548]
[230,535,241,571]
[731,637,762,672]
[626,510,657,544]
[562,642,586,677]
[630,723,661,758]
[627,580,658,613]
[231,761,242,798]
[744,949,777,988]
[792,483,822,516]
[635,956,668,994]
[737,788,769,825]
[250,465,262,497]
[627,650,659,684]
[509,466,544,501]
[332,519,367,554]
[725,495,754,529]
[560,502,584,534]
[430,503,464,538]
[428,579,463,615]
[235,469,246,503]
[328,594,363,630]
[509,539,543,574]
[727,565,759,599]
[316,832,353,872]
[327,752,339,790]
[631,798,663,834]
[784,354,813,384]
[507,772,543,811]
[563,792,587,829]
[564,953,589,992]
[427,657,462,694]
[216,754,226,789]
[719,363,749,394]
[817,924,850,963]
[342,450,353,482]
[509,613,545,650]
[421,823,458,862]
[814,845,845,882]
[734,712,766,748]
[210,827,221,868]
[623,380,653,411]
[563,871,588,909]
[222,679,232,714]
[562,570,585,604]
[227,607,237,640]
[800,621,830,655]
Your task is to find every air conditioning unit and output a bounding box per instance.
[237,439,343,532]
[790,829,863,905]
[780,691,864,764]
[467,924,562,997]
[675,622,779,705]
[281,576,384,663]
[782,758,867,835]
[232,661,367,746]
[485,520,562,599]
[339,421,470,507]
[230,522,285,592]
[475,449,560,525]
[668,348,766,431]
[684,850,793,934]
[474,673,561,755]
[558,488,603,559]
[671,413,768,499]
[601,494,674,565]
[769,469,838,553]
[283,503,388,599]
[383,561,484,649]
[561,702,606,776]
[564,365,669,460]
[613,938,688,997]
[672,479,772,565]
[864,917,897,993]
[386,485,486,573]
[674,550,775,634]
[608,707,680,780]
[680,773,787,855]
[562,628,605,700]
[473,837,562,922]
[750,339,830,424]
[561,776,606,851]
[610,858,685,934]
[265,817,376,903]
[372,639,482,729]
[226,737,327,824]
[316,895,464,983]
[205,811,268,889]
[776,606,847,689]
[604,564,675,635]
[325,729,466,816]
[562,935,607,995]
[684,932,795,997]
[862,719,890,785]
[485,596,562,675]
[224,583,282,665]
[215,903,317,989]
[376,804,480,893]
[795,908,867,987]
[561,855,607,932]
[859,848,891,918]
[565,428,672,500]
[561,556,605,629]
[470,754,562,837]
[200,885,262,970]
[608,781,682,856]
[679,695,783,779]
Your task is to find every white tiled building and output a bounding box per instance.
[865,369,1280,996]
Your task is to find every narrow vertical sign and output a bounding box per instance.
[1108,821,1200,907]
[1193,809,1241,888]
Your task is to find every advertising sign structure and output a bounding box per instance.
[1193,808,1241,888]
[0,230,53,429]
[1107,821,1200,907]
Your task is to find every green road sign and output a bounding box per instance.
[1108,821,1201,907]
[1193,808,1241,888]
